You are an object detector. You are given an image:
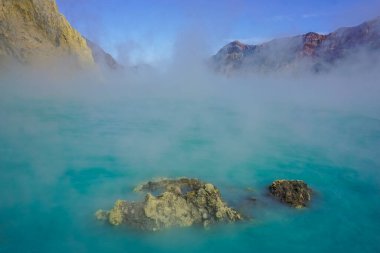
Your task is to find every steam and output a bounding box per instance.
[0,36,379,253]
[1,2,380,251]
[1,26,380,244]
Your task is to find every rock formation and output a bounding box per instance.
[0,0,95,66]
[96,178,243,231]
[0,0,121,70]
[213,17,380,74]
[268,180,312,208]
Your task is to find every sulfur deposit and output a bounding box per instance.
[96,178,243,231]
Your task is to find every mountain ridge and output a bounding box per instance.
[213,16,380,74]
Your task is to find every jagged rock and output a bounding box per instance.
[96,178,243,231]
[0,0,94,66]
[268,180,312,208]
[301,32,328,57]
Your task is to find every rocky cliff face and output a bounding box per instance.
[213,17,380,74]
[0,0,94,66]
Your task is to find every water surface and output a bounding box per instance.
[0,82,379,253]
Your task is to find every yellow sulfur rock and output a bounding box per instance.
[108,200,125,226]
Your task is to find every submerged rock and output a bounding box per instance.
[95,209,109,221]
[96,178,243,231]
[269,180,312,208]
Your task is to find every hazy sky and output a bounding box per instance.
[56,0,380,65]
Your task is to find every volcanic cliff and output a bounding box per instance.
[0,0,119,69]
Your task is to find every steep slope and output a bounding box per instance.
[0,0,94,66]
[213,17,380,74]
[86,38,122,70]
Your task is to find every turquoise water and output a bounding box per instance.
[0,83,380,253]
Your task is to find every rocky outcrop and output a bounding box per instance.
[96,178,243,231]
[213,17,380,74]
[269,180,312,208]
[301,32,328,57]
[0,0,94,66]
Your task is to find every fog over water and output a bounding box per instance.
[0,48,380,252]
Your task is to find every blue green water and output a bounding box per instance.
[1,85,380,252]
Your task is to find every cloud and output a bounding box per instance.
[271,12,329,22]
[270,15,294,22]
[301,13,321,19]
[301,12,331,19]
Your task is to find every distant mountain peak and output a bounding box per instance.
[229,40,248,48]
